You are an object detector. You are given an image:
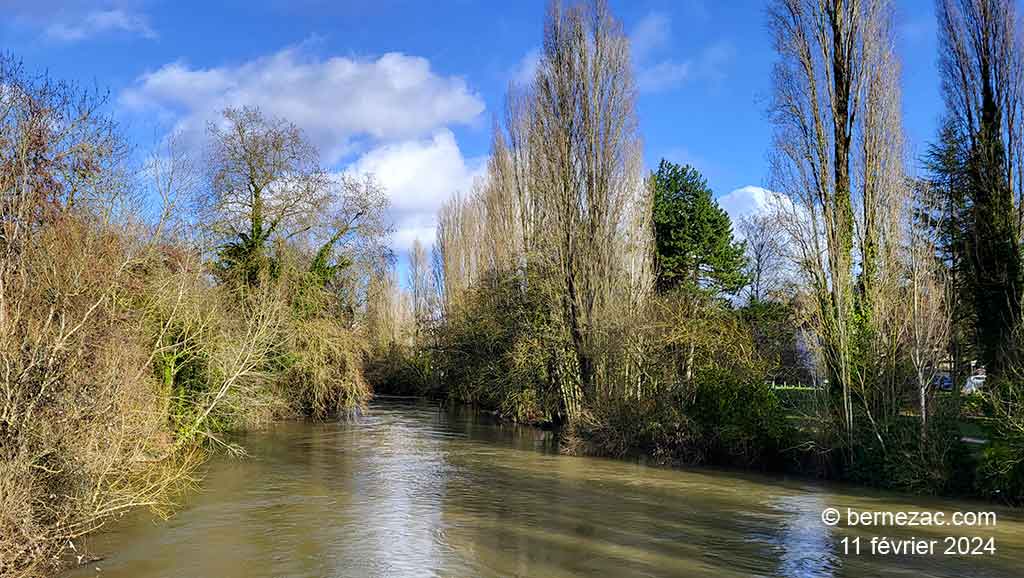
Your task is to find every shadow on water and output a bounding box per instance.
[63,398,1024,578]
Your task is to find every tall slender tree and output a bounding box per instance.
[769,0,906,443]
[935,0,1024,377]
[530,0,645,418]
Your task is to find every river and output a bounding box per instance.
[63,398,1023,577]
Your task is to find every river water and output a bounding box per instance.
[64,399,1023,577]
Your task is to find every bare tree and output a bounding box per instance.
[907,218,951,427]
[436,186,486,313]
[739,210,788,303]
[202,106,332,283]
[769,0,906,444]
[432,1,651,422]
[531,0,645,418]
[408,238,433,340]
[310,173,392,317]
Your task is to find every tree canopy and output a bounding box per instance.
[650,160,747,295]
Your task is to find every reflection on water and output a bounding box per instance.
[771,495,838,578]
[64,399,1023,578]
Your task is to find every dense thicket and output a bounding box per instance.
[0,59,385,576]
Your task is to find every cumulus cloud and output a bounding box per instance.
[46,8,156,41]
[121,45,488,251]
[121,47,486,164]
[344,130,486,250]
[718,185,794,236]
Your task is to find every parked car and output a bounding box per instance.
[963,374,986,395]
[933,374,954,392]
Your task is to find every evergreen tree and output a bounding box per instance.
[650,160,747,295]
[922,119,975,382]
[969,105,1023,376]
[936,0,1024,378]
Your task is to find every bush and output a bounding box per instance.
[688,369,794,468]
[431,267,566,424]
[976,443,1024,503]
[279,316,370,419]
[0,220,203,576]
[974,380,1024,503]
[570,394,705,465]
[834,396,975,496]
[365,343,436,397]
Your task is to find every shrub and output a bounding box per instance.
[570,394,705,465]
[688,368,794,468]
[432,267,566,424]
[279,317,370,419]
[0,220,202,576]
[976,443,1024,503]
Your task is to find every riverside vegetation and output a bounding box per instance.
[0,63,388,575]
[5,0,1024,576]
[368,0,1024,506]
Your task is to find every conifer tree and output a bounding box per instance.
[650,160,747,296]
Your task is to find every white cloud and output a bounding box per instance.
[718,185,790,233]
[695,40,737,84]
[512,48,540,87]
[344,130,486,250]
[392,224,441,253]
[631,12,671,62]
[46,8,156,42]
[637,60,691,93]
[121,47,486,164]
[630,11,735,94]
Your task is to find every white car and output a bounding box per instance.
[962,374,986,395]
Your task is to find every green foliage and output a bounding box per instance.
[926,113,1023,376]
[651,159,748,295]
[922,121,974,379]
[216,231,277,287]
[968,101,1024,376]
[974,380,1024,503]
[688,368,793,468]
[278,316,370,419]
[738,300,809,385]
[573,368,794,470]
[433,265,567,424]
[366,343,437,397]
[848,410,975,496]
[976,443,1024,503]
[571,394,704,465]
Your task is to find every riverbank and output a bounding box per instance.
[383,389,1009,506]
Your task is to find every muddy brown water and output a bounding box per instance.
[63,399,1024,577]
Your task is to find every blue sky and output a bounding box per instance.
[2,0,943,250]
